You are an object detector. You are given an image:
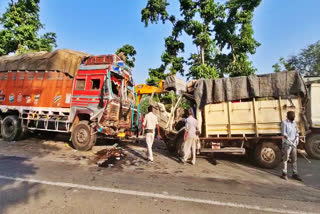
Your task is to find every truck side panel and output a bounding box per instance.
[204,98,304,137]
[0,71,73,108]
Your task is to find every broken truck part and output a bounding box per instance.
[0,49,140,151]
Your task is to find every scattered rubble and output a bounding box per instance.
[94,148,126,168]
[93,145,149,168]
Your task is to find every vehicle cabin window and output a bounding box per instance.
[75,79,86,90]
[91,79,101,90]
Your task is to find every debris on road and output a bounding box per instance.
[94,148,126,168]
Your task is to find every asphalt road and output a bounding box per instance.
[0,137,319,214]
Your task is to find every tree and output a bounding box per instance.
[273,41,320,76]
[214,0,261,77]
[272,57,294,73]
[116,44,137,68]
[141,0,261,83]
[0,0,57,56]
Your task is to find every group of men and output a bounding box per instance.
[142,106,199,165]
[142,105,303,182]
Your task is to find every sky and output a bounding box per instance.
[0,0,320,84]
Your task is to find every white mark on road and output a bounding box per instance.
[0,175,314,214]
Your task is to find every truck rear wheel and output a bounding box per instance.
[254,142,281,169]
[1,115,23,141]
[71,121,96,151]
[305,134,320,159]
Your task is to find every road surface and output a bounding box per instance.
[0,136,319,214]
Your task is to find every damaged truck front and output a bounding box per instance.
[152,71,310,169]
[0,50,139,151]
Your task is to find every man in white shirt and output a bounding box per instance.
[142,106,161,162]
[181,109,198,165]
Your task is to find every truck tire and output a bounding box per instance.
[254,142,281,169]
[1,115,23,141]
[71,121,96,151]
[305,134,320,159]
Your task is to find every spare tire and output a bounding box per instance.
[1,115,23,141]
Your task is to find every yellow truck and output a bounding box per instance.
[151,71,314,169]
[199,96,305,168]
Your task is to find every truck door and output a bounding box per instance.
[86,75,104,107]
[72,75,104,107]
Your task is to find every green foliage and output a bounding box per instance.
[179,97,191,110]
[273,41,320,76]
[214,0,261,76]
[141,0,169,27]
[272,57,293,73]
[141,0,261,81]
[139,95,151,114]
[0,0,57,56]
[272,63,281,73]
[146,65,166,84]
[116,44,137,68]
[189,63,219,79]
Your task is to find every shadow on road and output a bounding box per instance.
[0,132,69,213]
[0,155,42,214]
[210,153,320,191]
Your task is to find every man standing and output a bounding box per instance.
[182,109,198,165]
[281,111,303,181]
[142,106,161,162]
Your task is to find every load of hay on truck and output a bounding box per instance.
[0,49,139,151]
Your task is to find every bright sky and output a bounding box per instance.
[0,0,320,84]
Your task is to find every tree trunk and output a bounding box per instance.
[200,45,205,65]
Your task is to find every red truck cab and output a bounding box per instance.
[69,55,138,150]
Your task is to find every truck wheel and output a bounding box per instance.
[1,115,23,141]
[305,134,320,159]
[254,142,281,169]
[71,121,96,151]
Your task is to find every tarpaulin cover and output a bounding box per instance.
[0,49,90,77]
[164,75,186,92]
[193,71,307,108]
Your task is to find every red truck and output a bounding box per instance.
[0,49,139,150]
